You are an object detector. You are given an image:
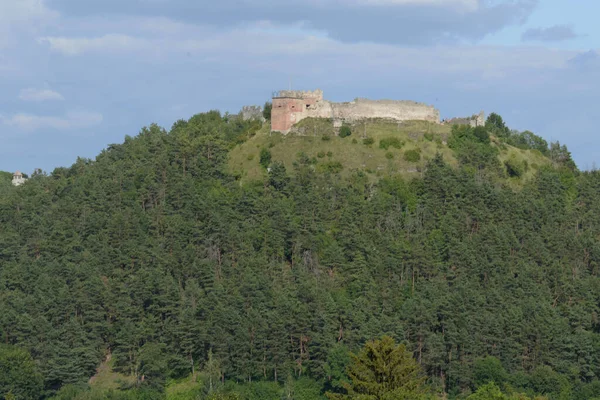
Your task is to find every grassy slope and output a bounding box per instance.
[88,356,136,390]
[228,119,549,184]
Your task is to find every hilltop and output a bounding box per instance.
[229,117,550,185]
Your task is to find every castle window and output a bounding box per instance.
[306,104,310,109]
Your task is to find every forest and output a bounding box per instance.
[1,110,600,400]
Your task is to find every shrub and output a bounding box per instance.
[322,135,331,141]
[473,126,490,143]
[339,125,352,138]
[317,152,326,158]
[263,102,272,120]
[318,161,344,174]
[259,148,272,169]
[379,137,405,150]
[327,151,333,158]
[424,132,434,142]
[404,149,421,163]
[352,139,358,144]
[363,138,375,146]
[247,154,254,161]
[504,156,526,178]
[385,152,394,160]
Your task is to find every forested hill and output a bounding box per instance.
[1,111,600,400]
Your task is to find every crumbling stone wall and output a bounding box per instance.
[444,111,485,128]
[331,99,440,126]
[271,89,440,134]
[241,105,265,121]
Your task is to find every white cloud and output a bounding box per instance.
[39,34,148,55]
[1,111,103,132]
[0,0,58,47]
[0,0,57,22]
[351,0,478,10]
[19,88,64,102]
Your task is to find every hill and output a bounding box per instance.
[229,118,550,186]
[0,110,598,400]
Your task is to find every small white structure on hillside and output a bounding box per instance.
[12,171,26,186]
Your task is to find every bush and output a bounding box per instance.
[263,102,272,121]
[327,151,333,158]
[247,154,254,161]
[317,152,326,158]
[379,137,405,150]
[322,135,331,141]
[339,125,352,138]
[424,132,434,142]
[404,149,421,163]
[318,161,344,174]
[363,138,375,146]
[504,156,526,178]
[259,148,272,169]
[352,139,358,144]
[473,126,490,143]
[385,152,394,160]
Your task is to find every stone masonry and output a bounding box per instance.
[271,89,440,134]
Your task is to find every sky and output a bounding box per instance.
[1,0,599,172]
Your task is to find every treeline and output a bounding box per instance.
[1,111,600,399]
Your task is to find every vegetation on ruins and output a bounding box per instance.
[0,110,597,400]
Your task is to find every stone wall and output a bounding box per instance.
[330,99,440,125]
[241,105,265,121]
[444,111,485,128]
[271,89,440,134]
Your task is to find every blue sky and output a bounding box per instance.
[1,0,599,172]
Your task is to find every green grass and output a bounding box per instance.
[88,355,136,391]
[229,119,548,185]
[497,141,550,187]
[165,376,204,400]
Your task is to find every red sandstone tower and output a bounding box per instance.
[271,90,323,133]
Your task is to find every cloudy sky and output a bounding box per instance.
[1,0,599,172]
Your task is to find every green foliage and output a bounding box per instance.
[326,336,426,399]
[263,102,272,121]
[322,135,332,141]
[473,357,508,389]
[549,141,578,171]
[239,381,281,400]
[379,137,405,150]
[268,162,289,191]
[363,137,374,146]
[339,125,352,138]
[0,110,595,400]
[403,149,421,162]
[317,161,344,174]
[259,148,272,168]
[385,152,394,160]
[486,113,510,137]
[504,156,527,178]
[468,382,506,400]
[0,344,43,400]
[448,125,500,171]
[506,130,549,155]
[318,152,326,158]
[0,171,12,184]
[423,132,434,142]
[324,343,351,394]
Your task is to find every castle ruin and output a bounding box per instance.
[271,89,441,134]
[444,111,486,128]
[12,171,26,186]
